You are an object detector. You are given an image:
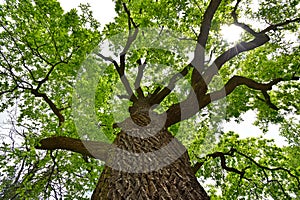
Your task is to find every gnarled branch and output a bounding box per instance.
[208,75,299,102]
[193,147,300,192]
[192,148,249,179]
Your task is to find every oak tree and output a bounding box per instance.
[0,0,299,199]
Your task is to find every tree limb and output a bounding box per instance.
[192,148,248,179]
[151,63,193,105]
[96,51,137,102]
[164,75,298,127]
[235,148,300,189]
[192,0,222,86]
[197,0,222,48]
[30,89,65,125]
[203,34,270,84]
[261,18,300,33]
[231,0,258,36]
[0,22,39,83]
[193,147,300,193]
[134,59,146,98]
[35,136,111,162]
[203,13,299,85]
[257,90,279,110]
[208,75,299,102]
[117,3,139,102]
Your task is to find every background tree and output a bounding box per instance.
[0,0,299,199]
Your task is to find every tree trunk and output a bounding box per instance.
[91,113,210,199]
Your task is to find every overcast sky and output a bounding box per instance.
[58,0,116,28]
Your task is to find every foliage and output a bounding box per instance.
[0,0,102,198]
[0,0,299,199]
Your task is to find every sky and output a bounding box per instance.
[58,0,116,28]
[0,0,287,147]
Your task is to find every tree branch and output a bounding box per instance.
[204,13,300,85]
[193,147,299,195]
[261,18,300,33]
[134,59,146,98]
[0,22,39,83]
[0,85,18,95]
[164,75,298,127]
[96,52,137,101]
[191,0,222,86]
[116,3,140,102]
[235,149,300,189]
[231,0,258,36]
[192,148,248,179]
[96,52,119,69]
[35,136,111,162]
[151,63,193,105]
[208,75,299,102]
[204,34,270,84]
[168,13,300,128]
[0,49,33,88]
[30,89,65,125]
[258,90,279,110]
[197,0,222,48]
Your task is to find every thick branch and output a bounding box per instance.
[165,93,208,127]
[204,34,270,84]
[165,75,298,127]
[208,75,299,102]
[151,63,192,105]
[203,16,299,86]
[192,0,222,86]
[197,0,222,48]
[35,136,111,162]
[134,59,146,98]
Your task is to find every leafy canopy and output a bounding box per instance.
[0,0,299,199]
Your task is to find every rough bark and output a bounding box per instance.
[91,110,209,199]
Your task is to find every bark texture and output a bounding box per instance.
[91,111,209,199]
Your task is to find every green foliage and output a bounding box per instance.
[0,0,299,199]
[196,132,300,199]
[0,0,102,198]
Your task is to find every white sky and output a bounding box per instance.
[57,0,116,28]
